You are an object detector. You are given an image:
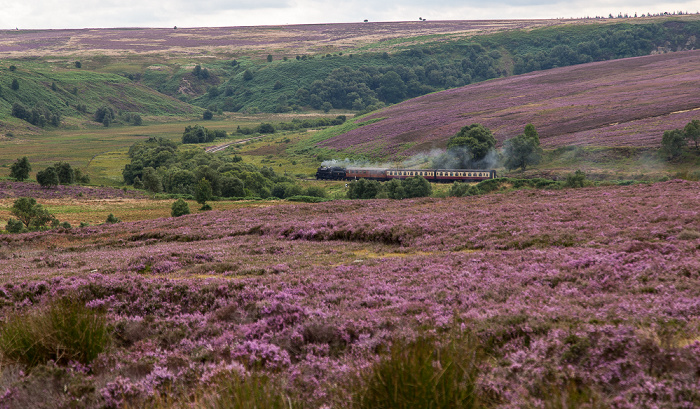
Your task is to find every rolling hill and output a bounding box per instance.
[317,49,700,158]
[0,20,592,58]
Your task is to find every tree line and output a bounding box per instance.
[9,157,90,187]
[122,137,323,200]
[189,21,700,114]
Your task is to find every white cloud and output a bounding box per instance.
[0,0,697,29]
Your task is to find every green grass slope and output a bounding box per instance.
[0,62,200,130]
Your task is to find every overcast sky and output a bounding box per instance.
[1,0,698,30]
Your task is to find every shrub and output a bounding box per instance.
[36,167,59,188]
[352,333,482,409]
[565,170,587,188]
[203,372,303,409]
[402,176,432,198]
[6,218,25,233]
[660,128,687,159]
[347,179,381,199]
[0,298,110,367]
[9,156,31,181]
[195,178,213,205]
[11,197,55,229]
[105,213,121,224]
[286,195,327,203]
[171,199,191,217]
[304,186,327,198]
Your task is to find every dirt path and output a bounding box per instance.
[204,135,266,153]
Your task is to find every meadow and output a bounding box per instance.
[0,180,697,407]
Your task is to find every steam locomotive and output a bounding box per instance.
[315,166,496,182]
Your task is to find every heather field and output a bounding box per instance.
[319,50,700,158]
[0,19,580,59]
[0,180,698,407]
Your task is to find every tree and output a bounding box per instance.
[74,61,81,68]
[195,178,213,208]
[132,114,143,126]
[36,167,59,188]
[377,71,407,103]
[243,70,253,81]
[384,179,406,199]
[11,197,56,229]
[74,168,91,184]
[258,123,275,134]
[347,179,381,199]
[220,176,245,198]
[54,162,75,185]
[94,106,115,124]
[683,119,700,150]
[171,199,190,217]
[402,176,432,198]
[105,213,120,224]
[11,79,19,91]
[267,54,273,62]
[446,124,496,166]
[660,128,686,159]
[142,167,163,193]
[9,157,31,181]
[503,123,543,171]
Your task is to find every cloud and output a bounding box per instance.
[1,0,698,29]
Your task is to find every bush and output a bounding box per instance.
[347,179,381,199]
[565,170,587,188]
[11,197,55,229]
[286,195,327,203]
[6,218,25,233]
[304,186,327,198]
[660,128,686,159]
[352,333,481,409]
[105,213,121,224]
[171,199,191,217]
[203,372,303,409]
[448,181,481,197]
[402,176,432,198]
[0,298,110,367]
[36,167,59,188]
[9,156,31,181]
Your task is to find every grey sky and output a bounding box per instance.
[1,0,698,29]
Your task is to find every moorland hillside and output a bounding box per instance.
[2,16,699,124]
[317,49,700,158]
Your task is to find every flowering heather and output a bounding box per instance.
[320,50,700,157]
[0,181,146,200]
[0,20,569,58]
[0,181,698,407]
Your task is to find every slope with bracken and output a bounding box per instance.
[318,50,700,158]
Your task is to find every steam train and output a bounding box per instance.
[315,166,497,182]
